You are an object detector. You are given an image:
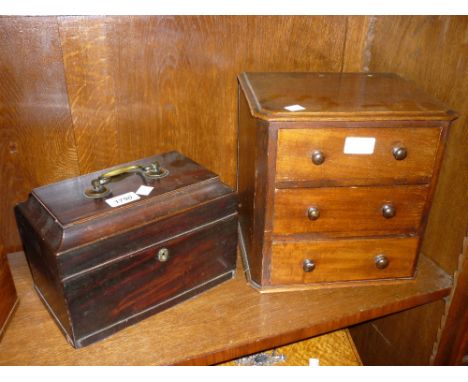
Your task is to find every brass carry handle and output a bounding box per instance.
[84,161,169,199]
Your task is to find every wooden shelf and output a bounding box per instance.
[0,251,452,365]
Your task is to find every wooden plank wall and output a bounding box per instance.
[0,17,81,251]
[0,15,365,254]
[349,16,468,365]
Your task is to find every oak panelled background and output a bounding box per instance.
[1,15,360,252]
[0,17,80,252]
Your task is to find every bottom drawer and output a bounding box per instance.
[270,236,419,285]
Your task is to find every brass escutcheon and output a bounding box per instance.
[157,248,170,262]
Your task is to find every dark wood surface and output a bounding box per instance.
[0,245,18,339]
[276,126,442,187]
[349,16,468,365]
[32,151,218,226]
[238,72,456,121]
[66,217,238,348]
[14,152,238,348]
[237,90,264,285]
[0,251,452,365]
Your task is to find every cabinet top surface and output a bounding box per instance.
[238,72,456,122]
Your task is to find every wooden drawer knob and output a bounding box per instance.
[311,150,325,165]
[381,203,396,219]
[303,259,316,272]
[307,206,320,221]
[375,254,389,269]
[392,146,407,160]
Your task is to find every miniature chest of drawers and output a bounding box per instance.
[237,72,457,291]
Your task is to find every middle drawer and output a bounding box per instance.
[273,185,429,237]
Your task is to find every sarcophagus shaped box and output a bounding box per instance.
[15,151,238,348]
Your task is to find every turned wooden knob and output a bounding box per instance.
[307,206,320,221]
[392,146,407,160]
[381,203,396,219]
[311,150,325,165]
[303,259,316,272]
[375,254,389,270]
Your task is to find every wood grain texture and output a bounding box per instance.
[0,15,371,257]
[0,245,18,339]
[273,185,429,237]
[1,14,463,363]
[220,329,362,366]
[57,16,349,187]
[270,237,418,284]
[365,16,468,275]
[276,127,442,187]
[350,15,468,365]
[238,71,451,289]
[350,300,446,365]
[0,251,451,365]
[342,16,372,72]
[14,152,238,348]
[238,72,456,121]
[431,235,468,365]
[57,17,120,174]
[66,217,237,348]
[237,90,266,284]
[0,17,80,252]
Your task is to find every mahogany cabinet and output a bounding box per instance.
[237,72,456,291]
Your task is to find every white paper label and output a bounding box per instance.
[284,104,306,112]
[343,137,376,154]
[105,192,140,208]
[309,358,320,366]
[136,185,154,196]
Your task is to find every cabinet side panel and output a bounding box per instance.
[238,89,263,284]
[14,204,73,343]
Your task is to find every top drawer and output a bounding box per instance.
[276,127,441,187]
